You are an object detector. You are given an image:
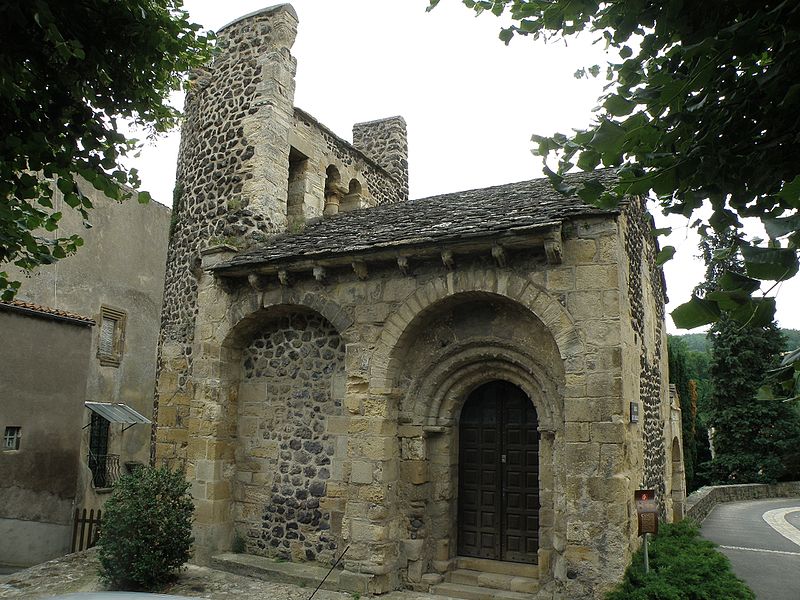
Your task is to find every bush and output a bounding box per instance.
[97,466,194,590]
[606,520,754,600]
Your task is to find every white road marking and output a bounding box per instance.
[762,507,800,549]
[719,544,800,557]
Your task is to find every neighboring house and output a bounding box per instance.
[0,301,94,567]
[154,6,684,600]
[0,181,170,567]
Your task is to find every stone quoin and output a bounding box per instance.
[152,5,684,598]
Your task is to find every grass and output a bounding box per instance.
[606,520,755,600]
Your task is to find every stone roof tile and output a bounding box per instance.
[218,170,618,269]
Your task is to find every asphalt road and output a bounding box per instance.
[701,498,800,600]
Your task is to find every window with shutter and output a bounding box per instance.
[97,306,126,367]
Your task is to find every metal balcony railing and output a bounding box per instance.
[88,453,121,488]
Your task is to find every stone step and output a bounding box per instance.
[430,582,536,600]
[211,552,340,590]
[455,556,538,579]
[448,569,539,593]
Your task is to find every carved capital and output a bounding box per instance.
[441,250,455,271]
[352,261,369,280]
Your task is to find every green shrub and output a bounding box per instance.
[606,520,754,600]
[97,466,194,590]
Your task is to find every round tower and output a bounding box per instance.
[153,4,299,467]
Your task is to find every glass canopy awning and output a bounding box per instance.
[85,402,151,431]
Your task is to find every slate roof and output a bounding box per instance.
[216,170,618,270]
[0,299,95,325]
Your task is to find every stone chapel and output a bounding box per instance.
[153,5,685,599]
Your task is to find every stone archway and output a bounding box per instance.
[233,308,346,562]
[377,290,565,584]
[185,295,353,562]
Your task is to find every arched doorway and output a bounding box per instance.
[458,380,539,564]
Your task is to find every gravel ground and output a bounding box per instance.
[0,551,443,600]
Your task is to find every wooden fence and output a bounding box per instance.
[71,508,102,552]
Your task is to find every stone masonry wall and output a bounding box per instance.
[154,6,299,467]
[235,311,346,564]
[174,206,673,597]
[622,199,669,518]
[686,481,800,523]
[291,109,405,214]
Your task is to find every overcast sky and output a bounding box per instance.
[127,0,800,333]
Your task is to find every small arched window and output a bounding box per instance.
[341,178,364,212]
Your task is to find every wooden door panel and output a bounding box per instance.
[459,381,539,563]
[501,385,539,564]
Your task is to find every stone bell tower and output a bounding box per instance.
[153,5,299,467]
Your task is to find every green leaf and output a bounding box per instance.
[576,178,605,204]
[656,245,675,266]
[671,296,721,329]
[740,245,799,281]
[730,297,776,327]
[777,175,800,208]
[706,289,751,311]
[56,177,74,194]
[763,214,800,239]
[576,149,601,171]
[755,385,775,401]
[137,190,152,204]
[603,95,636,117]
[718,270,761,294]
[589,120,627,156]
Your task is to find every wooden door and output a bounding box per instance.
[457,381,539,563]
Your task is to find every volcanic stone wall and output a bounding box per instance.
[235,312,346,563]
[623,199,668,517]
[352,116,409,203]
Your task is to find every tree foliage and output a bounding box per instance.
[0,0,213,299]
[667,336,698,490]
[429,0,800,329]
[97,466,194,590]
[698,232,800,483]
[703,314,799,483]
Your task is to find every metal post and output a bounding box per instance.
[643,532,649,574]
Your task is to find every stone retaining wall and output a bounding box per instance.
[685,481,800,523]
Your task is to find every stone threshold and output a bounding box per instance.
[211,552,342,591]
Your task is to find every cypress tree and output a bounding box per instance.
[697,231,800,483]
